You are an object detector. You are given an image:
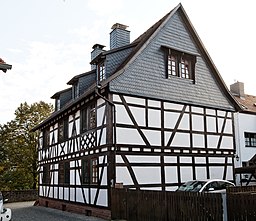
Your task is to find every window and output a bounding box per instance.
[58,117,69,142]
[72,82,79,99]
[98,62,106,81]
[82,158,98,185]
[42,165,50,184]
[81,103,96,133]
[43,128,50,148]
[59,161,70,185]
[165,48,196,81]
[244,132,256,147]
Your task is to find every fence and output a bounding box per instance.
[111,188,223,221]
[227,186,256,221]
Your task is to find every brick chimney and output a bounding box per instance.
[91,44,105,70]
[230,81,245,98]
[110,23,130,50]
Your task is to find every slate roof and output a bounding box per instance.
[34,3,241,130]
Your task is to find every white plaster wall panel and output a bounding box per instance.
[39,186,43,196]
[142,129,161,146]
[53,171,58,185]
[70,161,75,168]
[97,189,108,207]
[116,155,124,164]
[133,167,161,184]
[208,157,225,164]
[76,188,84,203]
[164,156,177,163]
[64,187,69,201]
[70,188,75,202]
[226,166,233,180]
[148,100,161,108]
[97,128,106,146]
[191,107,204,114]
[195,157,206,164]
[127,155,160,163]
[59,187,63,199]
[75,119,80,135]
[116,105,133,125]
[124,96,145,106]
[130,106,145,126]
[70,170,75,185]
[97,105,106,127]
[207,135,219,148]
[116,167,135,185]
[195,167,207,179]
[192,115,204,131]
[165,166,178,183]
[181,167,193,182]
[209,166,224,179]
[206,116,216,132]
[217,118,224,133]
[180,156,192,163]
[170,132,190,147]
[164,102,184,111]
[54,187,58,199]
[164,112,179,129]
[166,186,177,191]
[49,187,53,198]
[206,109,215,116]
[100,167,108,185]
[90,188,97,204]
[148,109,161,128]
[217,110,226,117]
[224,119,232,134]
[116,128,145,145]
[179,113,189,130]
[220,136,233,149]
[75,170,81,185]
[113,94,121,102]
[97,98,105,106]
[192,134,205,148]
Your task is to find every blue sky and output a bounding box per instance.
[1,0,256,124]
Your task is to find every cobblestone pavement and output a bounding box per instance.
[6,201,107,221]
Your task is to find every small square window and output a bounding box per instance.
[165,48,196,81]
[245,132,256,147]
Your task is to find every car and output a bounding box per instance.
[0,191,12,221]
[176,179,235,193]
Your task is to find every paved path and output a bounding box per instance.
[6,201,107,221]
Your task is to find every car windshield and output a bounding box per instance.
[177,181,207,192]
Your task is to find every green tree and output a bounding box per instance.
[0,101,53,190]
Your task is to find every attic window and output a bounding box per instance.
[98,61,106,81]
[165,48,196,81]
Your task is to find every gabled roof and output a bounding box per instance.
[0,58,12,73]
[67,70,95,85]
[51,87,72,99]
[105,3,241,111]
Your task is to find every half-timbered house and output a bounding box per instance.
[34,4,241,219]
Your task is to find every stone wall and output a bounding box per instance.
[2,189,38,203]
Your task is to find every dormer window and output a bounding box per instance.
[98,61,106,81]
[73,82,79,99]
[164,47,196,82]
